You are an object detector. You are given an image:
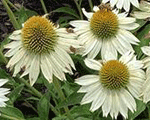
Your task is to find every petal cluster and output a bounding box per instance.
[141,46,150,103]
[0,79,10,107]
[132,1,150,19]
[70,6,139,59]
[5,15,81,86]
[75,52,145,119]
[102,0,139,12]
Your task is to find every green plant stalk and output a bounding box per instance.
[40,0,48,14]
[17,76,59,116]
[88,0,93,11]
[43,79,60,113]
[147,105,150,119]
[74,0,83,20]
[2,0,21,29]
[53,76,74,120]
[24,100,38,113]
[0,51,8,64]
[1,114,25,120]
[5,0,19,11]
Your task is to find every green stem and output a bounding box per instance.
[18,76,59,116]
[0,50,8,64]
[74,0,83,20]
[2,0,21,29]
[147,105,150,119]
[88,0,93,11]
[53,77,73,120]
[24,100,38,113]
[5,0,19,11]
[1,114,25,120]
[19,77,42,98]
[40,0,48,14]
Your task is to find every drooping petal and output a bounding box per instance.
[0,79,8,87]
[119,17,136,24]
[40,54,53,83]
[29,54,40,86]
[141,46,150,56]
[119,23,139,30]
[133,11,150,19]
[90,86,107,112]
[69,20,89,28]
[101,39,117,60]
[84,58,102,71]
[123,0,130,12]
[75,75,99,86]
[102,90,112,117]
[119,88,136,113]
[130,0,139,8]
[116,0,124,9]
[81,84,102,105]
[6,48,26,68]
[110,0,118,7]
[87,40,102,59]
[9,30,21,40]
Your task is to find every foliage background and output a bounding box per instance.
[0,0,150,120]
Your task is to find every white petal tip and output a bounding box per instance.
[93,6,99,12]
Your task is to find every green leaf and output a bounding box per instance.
[26,117,40,120]
[70,104,92,119]
[57,92,85,108]
[71,54,97,75]
[0,34,11,50]
[75,117,91,120]
[15,7,38,26]
[0,68,11,80]
[134,24,150,59]
[0,34,10,64]
[52,116,68,120]
[8,84,24,105]
[0,68,17,87]
[128,100,146,120]
[52,7,80,19]
[0,106,25,120]
[62,81,79,97]
[37,92,50,120]
[58,16,76,27]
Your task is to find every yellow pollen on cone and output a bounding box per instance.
[90,7,118,39]
[99,60,129,90]
[21,16,57,54]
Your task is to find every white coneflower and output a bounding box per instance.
[0,79,10,107]
[75,52,145,119]
[102,0,139,12]
[132,0,150,19]
[4,15,80,86]
[141,46,150,103]
[70,5,139,59]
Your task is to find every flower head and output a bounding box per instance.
[90,5,118,39]
[102,0,139,12]
[70,5,139,59]
[21,16,57,53]
[5,15,80,86]
[75,52,145,119]
[0,79,10,107]
[132,1,150,19]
